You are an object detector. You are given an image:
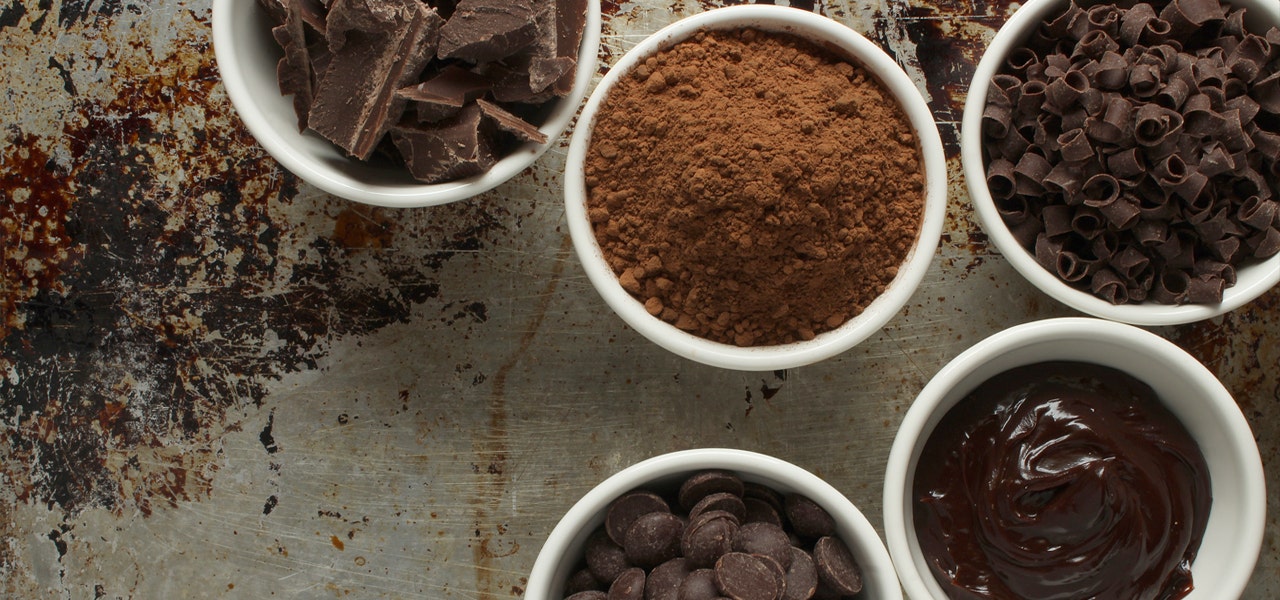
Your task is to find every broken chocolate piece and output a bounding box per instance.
[391,103,496,183]
[272,1,318,131]
[309,0,444,160]
[477,98,548,144]
[437,0,540,63]
[397,65,491,122]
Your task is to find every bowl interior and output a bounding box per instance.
[961,0,1280,325]
[884,318,1265,600]
[211,0,601,207]
[564,5,946,371]
[527,448,902,600]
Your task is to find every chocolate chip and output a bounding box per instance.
[678,470,745,511]
[646,557,691,600]
[607,490,672,546]
[689,492,747,523]
[609,567,647,600]
[681,511,739,569]
[813,536,862,597]
[731,522,792,571]
[625,512,685,569]
[742,497,783,527]
[714,552,784,600]
[782,547,818,600]
[568,592,609,600]
[677,568,720,600]
[587,530,631,584]
[783,494,835,539]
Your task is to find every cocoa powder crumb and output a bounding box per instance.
[585,29,925,347]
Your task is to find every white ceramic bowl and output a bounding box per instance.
[211,0,601,207]
[527,448,902,600]
[564,5,947,371]
[962,0,1280,325]
[883,317,1266,600]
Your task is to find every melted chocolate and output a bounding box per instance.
[913,361,1211,600]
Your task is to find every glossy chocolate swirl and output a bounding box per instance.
[914,362,1211,600]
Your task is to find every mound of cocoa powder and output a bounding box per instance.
[585,29,925,347]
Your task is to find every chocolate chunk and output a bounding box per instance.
[272,1,317,131]
[624,512,685,569]
[812,536,862,597]
[607,490,672,547]
[310,0,444,160]
[586,529,631,585]
[437,0,540,63]
[714,553,784,600]
[391,103,496,183]
[397,65,492,123]
[678,470,744,512]
[610,568,647,600]
[477,98,548,144]
[783,495,834,540]
[731,522,792,571]
[646,557,691,600]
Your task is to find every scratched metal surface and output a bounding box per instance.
[1,0,1277,598]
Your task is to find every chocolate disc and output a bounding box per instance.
[625,512,685,569]
[783,494,835,539]
[689,492,748,523]
[676,568,720,600]
[568,592,609,600]
[731,522,793,570]
[813,536,862,596]
[782,547,818,600]
[742,497,783,527]
[609,567,647,600]
[646,557,691,600]
[714,552,784,600]
[679,470,745,511]
[682,513,739,569]
[586,529,631,584]
[608,490,672,546]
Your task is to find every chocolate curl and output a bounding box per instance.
[1045,70,1090,114]
[1212,235,1243,262]
[1057,250,1097,283]
[1154,77,1191,111]
[996,125,1032,161]
[1192,207,1232,242]
[1247,227,1280,258]
[1057,128,1094,162]
[1129,64,1163,99]
[1092,51,1129,90]
[1046,0,1085,39]
[1227,34,1271,83]
[1192,53,1228,89]
[1172,169,1210,202]
[1074,29,1120,62]
[1060,108,1088,134]
[1018,80,1048,115]
[1006,47,1040,78]
[1134,103,1184,147]
[1014,153,1053,195]
[1198,143,1235,177]
[1119,2,1157,46]
[1034,114,1061,151]
[1232,168,1270,200]
[1159,0,1225,39]
[1223,6,1247,37]
[1045,161,1084,199]
[1092,230,1120,261]
[1151,269,1191,303]
[1043,204,1076,238]
[1106,147,1145,180]
[986,158,1018,202]
[1097,193,1141,230]
[1100,96,1136,144]
[1252,72,1280,114]
[995,194,1032,225]
[982,102,1013,139]
[1010,216,1045,248]
[1157,228,1197,269]
[1139,17,1174,45]
[1071,206,1107,239]
[1182,93,1226,136]
[1091,268,1130,304]
[1081,173,1120,206]
[1151,153,1188,188]
[1084,4,1120,36]
[1134,219,1168,246]
[1224,76,1249,102]
[1216,109,1255,153]
[1079,87,1106,115]
[992,74,1023,101]
[1035,233,1066,272]
[1195,259,1237,286]
[1113,245,1152,280]
[1228,94,1262,126]
[1187,273,1226,303]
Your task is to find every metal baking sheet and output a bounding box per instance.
[1,0,1276,597]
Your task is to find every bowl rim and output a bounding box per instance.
[563,4,947,371]
[882,317,1266,600]
[960,0,1280,326]
[211,0,602,208]
[525,447,903,600]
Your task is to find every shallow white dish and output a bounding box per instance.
[563,5,947,371]
[883,317,1266,600]
[961,0,1280,325]
[212,0,601,207]
[526,448,902,600]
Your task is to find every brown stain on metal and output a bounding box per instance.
[330,535,345,551]
[472,235,574,598]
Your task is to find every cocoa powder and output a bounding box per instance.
[585,28,925,347]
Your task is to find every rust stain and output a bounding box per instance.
[330,535,345,551]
